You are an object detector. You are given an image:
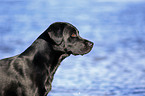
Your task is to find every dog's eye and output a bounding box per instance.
[71,33,77,37]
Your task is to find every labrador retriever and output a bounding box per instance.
[0,22,93,96]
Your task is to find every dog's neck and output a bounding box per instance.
[19,38,69,94]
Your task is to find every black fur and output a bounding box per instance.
[0,22,93,96]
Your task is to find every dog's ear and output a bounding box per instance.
[47,22,66,45]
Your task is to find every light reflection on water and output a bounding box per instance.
[0,0,145,96]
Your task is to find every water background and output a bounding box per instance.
[0,0,145,96]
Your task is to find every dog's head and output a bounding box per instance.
[46,22,93,55]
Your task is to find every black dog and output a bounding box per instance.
[0,22,93,96]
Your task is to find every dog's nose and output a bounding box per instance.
[87,41,94,47]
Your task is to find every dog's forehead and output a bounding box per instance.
[65,24,79,35]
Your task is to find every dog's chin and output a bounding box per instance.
[72,48,93,56]
[71,52,89,56]
[72,53,87,56]
[66,51,79,56]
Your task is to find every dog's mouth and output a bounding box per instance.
[65,41,94,56]
[81,47,93,55]
[71,46,93,56]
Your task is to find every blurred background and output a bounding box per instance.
[0,0,145,96]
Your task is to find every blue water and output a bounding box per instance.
[0,0,145,96]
